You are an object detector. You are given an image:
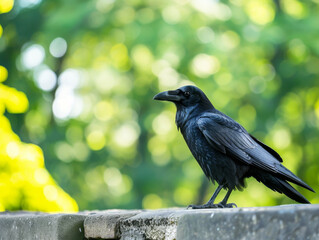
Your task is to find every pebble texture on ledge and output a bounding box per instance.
[0,204,319,240]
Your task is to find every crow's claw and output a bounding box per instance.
[220,202,237,208]
[187,203,224,209]
[187,202,237,209]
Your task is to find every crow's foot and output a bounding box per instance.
[221,202,237,208]
[187,203,224,209]
[187,202,237,209]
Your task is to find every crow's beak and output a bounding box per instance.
[153,90,181,102]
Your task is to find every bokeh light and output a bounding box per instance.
[86,130,106,151]
[49,37,67,58]
[143,194,163,209]
[113,122,140,148]
[0,66,8,82]
[34,67,57,91]
[18,0,42,8]
[52,69,82,120]
[21,44,45,69]
[0,0,14,13]
[244,0,275,25]
[196,27,215,44]
[191,54,221,78]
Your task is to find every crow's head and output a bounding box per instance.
[153,85,212,109]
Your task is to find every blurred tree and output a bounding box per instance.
[0,0,318,210]
[0,0,77,212]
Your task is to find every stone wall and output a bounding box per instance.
[0,204,318,240]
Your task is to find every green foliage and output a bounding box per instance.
[0,61,77,212]
[0,0,78,212]
[0,0,319,210]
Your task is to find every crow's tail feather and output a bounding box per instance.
[254,170,310,204]
[277,164,314,193]
[276,178,310,203]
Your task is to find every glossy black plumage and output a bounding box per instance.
[154,85,314,208]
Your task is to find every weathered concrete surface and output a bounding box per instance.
[84,210,142,239]
[177,204,319,240]
[1,205,319,240]
[119,208,193,240]
[0,211,87,240]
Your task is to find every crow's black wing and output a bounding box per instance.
[197,113,269,169]
[249,134,283,162]
[197,113,314,191]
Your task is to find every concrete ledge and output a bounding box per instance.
[177,205,319,240]
[1,205,319,240]
[84,210,142,239]
[118,209,192,240]
[0,211,87,240]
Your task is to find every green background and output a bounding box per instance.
[0,0,318,211]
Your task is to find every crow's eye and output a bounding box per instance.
[184,91,190,97]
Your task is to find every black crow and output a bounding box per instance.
[153,85,314,208]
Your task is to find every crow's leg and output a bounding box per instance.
[187,184,224,209]
[218,189,237,208]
